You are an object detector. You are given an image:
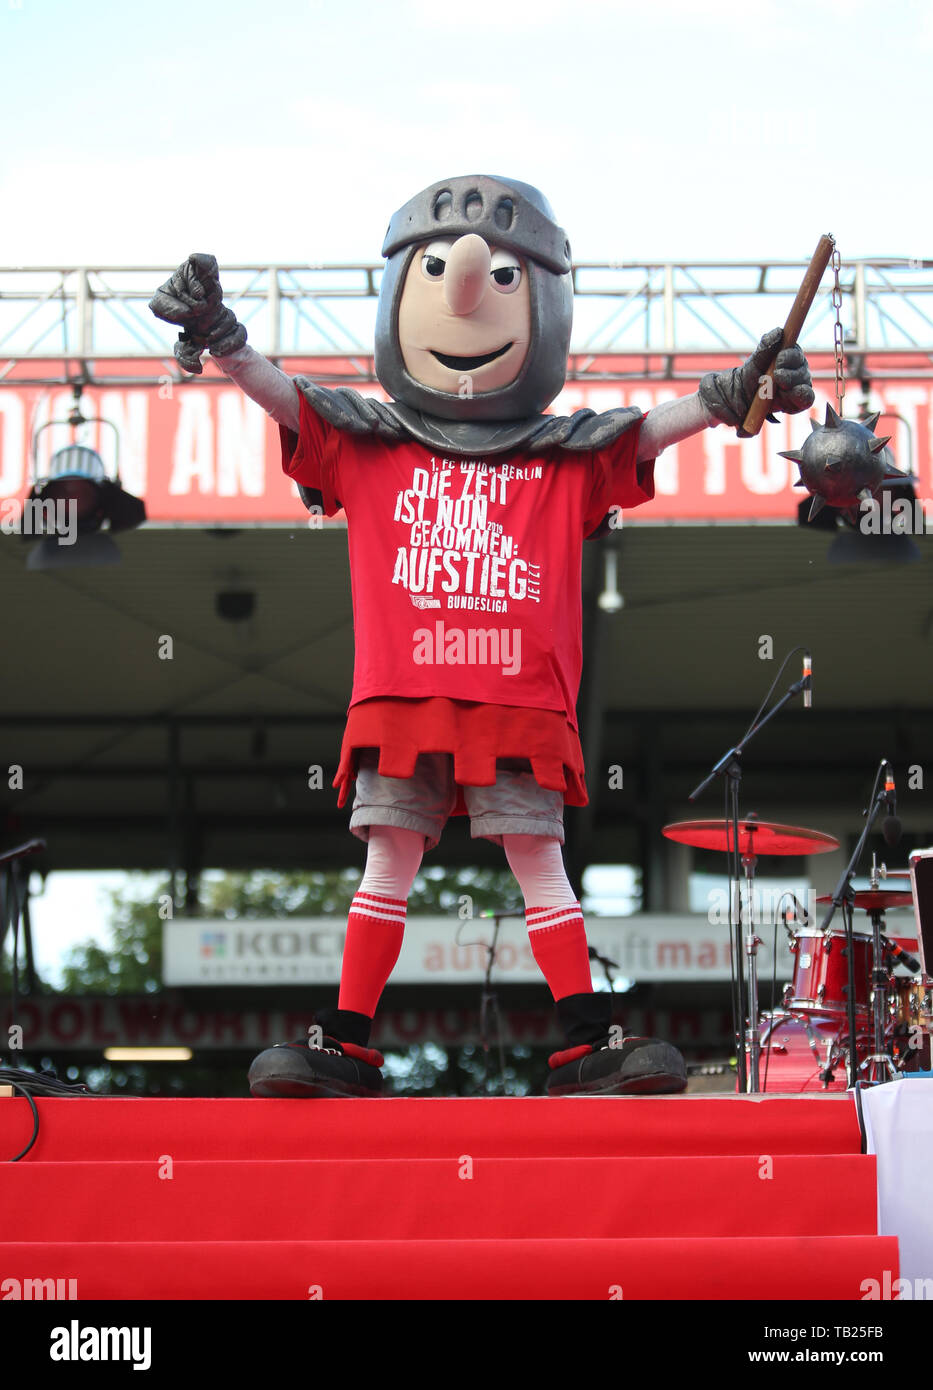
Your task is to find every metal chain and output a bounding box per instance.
[831,238,846,415]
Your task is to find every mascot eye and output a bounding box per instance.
[489,250,522,294]
[420,239,455,281]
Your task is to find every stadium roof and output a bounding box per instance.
[3,521,932,902]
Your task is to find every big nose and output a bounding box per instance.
[443,235,491,316]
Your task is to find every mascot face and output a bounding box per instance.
[375,175,573,423]
[397,232,531,396]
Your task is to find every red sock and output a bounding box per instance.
[337,892,406,1018]
[526,903,593,1001]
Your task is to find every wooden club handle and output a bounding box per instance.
[738,234,836,438]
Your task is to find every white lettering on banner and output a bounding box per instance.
[702,426,728,495]
[782,405,817,458]
[631,389,679,495]
[217,390,265,497]
[91,392,150,497]
[884,386,929,487]
[29,392,76,476]
[11,390,150,496]
[0,393,25,496]
[740,429,789,494]
[3,373,929,520]
[576,385,626,416]
[170,392,214,495]
[653,448,679,495]
[548,387,584,417]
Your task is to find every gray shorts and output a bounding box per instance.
[349,750,565,851]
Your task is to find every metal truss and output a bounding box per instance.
[1,256,931,387]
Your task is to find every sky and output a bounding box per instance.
[2,0,931,268]
[4,0,931,974]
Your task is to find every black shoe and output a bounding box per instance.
[546,1034,687,1096]
[546,991,687,1097]
[248,1009,383,1098]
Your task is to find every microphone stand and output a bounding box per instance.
[816,763,893,1088]
[688,668,810,1094]
[588,944,619,994]
[474,910,522,1095]
[1,839,46,1068]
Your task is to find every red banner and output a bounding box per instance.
[1,355,929,523]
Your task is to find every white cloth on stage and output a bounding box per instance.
[861,1080,933,1295]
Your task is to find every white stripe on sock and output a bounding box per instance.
[526,904,583,932]
[351,893,407,925]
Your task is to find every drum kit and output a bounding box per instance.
[662,817,933,1092]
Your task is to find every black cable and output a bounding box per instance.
[0,1067,92,1162]
[741,644,809,742]
[3,856,96,1159]
[766,898,786,1090]
[853,1079,869,1155]
[9,864,25,1059]
[730,765,748,1092]
[861,760,887,827]
[761,917,780,1095]
[766,891,801,1093]
[725,775,743,1090]
[732,647,810,1091]
[5,1081,39,1162]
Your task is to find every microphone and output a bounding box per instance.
[782,894,811,940]
[884,937,922,974]
[803,652,812,709]
[882,762,902,846]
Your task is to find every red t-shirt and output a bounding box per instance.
[281,390,654,732]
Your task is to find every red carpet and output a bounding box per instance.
[0,1095,896,1299]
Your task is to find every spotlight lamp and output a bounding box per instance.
[23,383,146,569]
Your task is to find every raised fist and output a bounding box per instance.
[149,253,246,374]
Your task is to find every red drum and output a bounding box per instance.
[756,1011,870,1092]
[787,929,874,1016]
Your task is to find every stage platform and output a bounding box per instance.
[0,1094,899,1300]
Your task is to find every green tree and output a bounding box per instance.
[57,864,523,995]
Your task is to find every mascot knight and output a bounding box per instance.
[149,175,814,1098]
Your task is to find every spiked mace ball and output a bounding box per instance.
[779,404,908,524]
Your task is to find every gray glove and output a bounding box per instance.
[148,253,247,374]
[699,327,815,429]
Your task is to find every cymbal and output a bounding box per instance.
[816,889,913,912]
[662,819,840,856]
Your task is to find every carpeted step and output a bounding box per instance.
[0,1235,897,1300]
[0,1094,862,1161]
[0,1153,878,1242]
